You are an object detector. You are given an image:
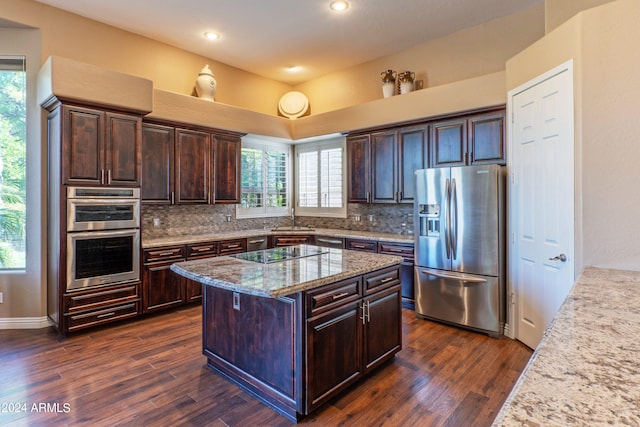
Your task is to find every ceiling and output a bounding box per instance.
[34,0,542,85]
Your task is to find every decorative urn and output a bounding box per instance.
[195,64,217,101]
[381,69,396,98]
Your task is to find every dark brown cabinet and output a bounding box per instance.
[141,123,174,203]
[61,105,141,187]
[175,128,211,204]
[201,264,401,420]
[347,125,427,204]
[142,246,186,313]
[345,238,377,252]
[431,110,505,167]
[378,241,415,308]
[141,121,242,205]
[213,134,241,203]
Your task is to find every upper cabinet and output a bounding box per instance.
[347,125,428,204]
[141,121,241,205]
[431,110,505,168]
[61,105,141,187]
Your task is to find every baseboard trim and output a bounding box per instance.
[0,316,52,329]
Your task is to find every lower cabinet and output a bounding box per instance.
[142,246,186,313]
[202,264,401,421]
[377,241,415,308]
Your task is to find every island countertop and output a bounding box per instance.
[493,267,640,426]
[170,244,404,298]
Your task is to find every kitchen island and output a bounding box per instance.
[170,245,403,422]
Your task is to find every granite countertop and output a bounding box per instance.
[170,244,403,298]
[143,227,414,249]
[493,267,640,426]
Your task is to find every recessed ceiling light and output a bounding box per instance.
[204,32,219,40]
[286,65,302,72]
[329,1,349,12]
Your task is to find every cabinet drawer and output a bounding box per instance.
[363,266,400,294]
[65,283,140,313]
[144,246,185,263]
[345,239,377,252]
[306,278,361,316]
[377,242,414,262]
[67,302,139,332]
[219,238,247,255]
[272,235,311,247]
[187,242,218,259]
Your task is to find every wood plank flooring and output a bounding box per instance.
[0,306,532,426]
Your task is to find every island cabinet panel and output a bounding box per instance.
[363,287,402,373]
[203,286,303,418]
[305,301,363,412]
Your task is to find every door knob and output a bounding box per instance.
[549,253,567,262]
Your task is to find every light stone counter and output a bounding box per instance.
[170,244,403,298]
[493,267,640,426]
[143,227,414,249]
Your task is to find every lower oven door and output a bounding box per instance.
[67,229,140,291]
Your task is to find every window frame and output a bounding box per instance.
[236,136,292,219]
[294,136,347,218]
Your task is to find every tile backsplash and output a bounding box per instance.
[141,204,413,239]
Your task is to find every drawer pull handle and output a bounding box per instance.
[154,251,177,257]
[332,292,349,300]
[226,244,240,248]
[378,277,394,284]
[248,239,265,244]
[193,246,212,251]
[388,248,404,253]
[97,312,116,319]
[317,238,342,244]
[353,244,366,248]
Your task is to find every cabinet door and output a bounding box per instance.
[306,301,362,412]
[468,111,506,165]
[213,134,241,203]
[363,286,402,373]
[62,105,104,185]
[141,123,174,203]
[431,118,467,167]
[371,130,397,203]
[105,112,141,186]
[143,261,185,313]
[175,128,210,204]
[346,135,371,203]
[397,125,428,203]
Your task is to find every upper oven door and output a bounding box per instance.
[67,198,140,231]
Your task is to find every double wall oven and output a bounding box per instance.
[66,187,140,291]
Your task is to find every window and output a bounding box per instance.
[0,56,26,269]
[237,137,291,218]
[295,136,346,217]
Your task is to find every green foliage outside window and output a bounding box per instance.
[0,68,27,269]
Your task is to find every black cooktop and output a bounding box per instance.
[230,245,328,264]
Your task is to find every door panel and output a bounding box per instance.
[451,165,501,276]
[415,168,449,270]
[510,62,574,349]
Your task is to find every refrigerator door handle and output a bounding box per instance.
[451,178,458,260]
[444,178,451,259]
[420,268,488,284]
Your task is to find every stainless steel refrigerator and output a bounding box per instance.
[414,164,505,336]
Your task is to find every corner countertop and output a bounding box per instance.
[170,244,403,298]
[142,227,414,249]
[493,267,640,426]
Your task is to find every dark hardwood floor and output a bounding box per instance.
[0,305,532,426]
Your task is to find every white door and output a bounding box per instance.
[508,61,575,349]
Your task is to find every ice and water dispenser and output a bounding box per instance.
[418,204,440,237]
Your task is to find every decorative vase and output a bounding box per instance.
[195,64,217,102]
[399,71,415,94]
[381,69,396,98]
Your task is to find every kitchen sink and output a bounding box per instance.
[271,226,315,231]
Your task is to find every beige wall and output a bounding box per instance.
[0,0,292,115]
[507,0,640,272]
[295,5,544,115]
[545,0,616,33]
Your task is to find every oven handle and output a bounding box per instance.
[68,228,140,239]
